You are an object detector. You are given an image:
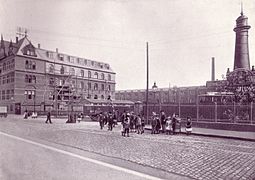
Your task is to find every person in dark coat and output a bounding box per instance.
[185,117,192,135]
[108,112,113,131]
[151,112,157,134]
[98,112,104,130]
[45,110,52,124]
[123,113,130,137]
[172,114,177,135]
[160,110,166,133]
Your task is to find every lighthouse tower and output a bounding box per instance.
[233,5,251,70]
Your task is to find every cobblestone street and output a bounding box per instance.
[1,117,255,180]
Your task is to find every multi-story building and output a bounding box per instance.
[0,35,116,114]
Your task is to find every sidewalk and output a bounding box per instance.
[145,125,255,142]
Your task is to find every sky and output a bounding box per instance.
[0,0,255,90]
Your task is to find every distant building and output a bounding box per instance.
[0,35,116,114]
[115,84,210,104]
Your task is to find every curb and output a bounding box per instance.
[144,127,255,142]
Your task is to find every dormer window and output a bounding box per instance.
[47,51,54,59]
[105,64,109,69]
[58,54,64,61]
[22,43,37,57]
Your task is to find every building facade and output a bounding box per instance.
[115,85,210,105]
[0,36,116,114]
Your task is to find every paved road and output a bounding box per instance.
[1,116,255,180]
[0,132,164,180]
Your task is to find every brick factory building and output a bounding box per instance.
[0,35,116,114]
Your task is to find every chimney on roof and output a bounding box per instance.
[16,37,18,43]
[38,43,41,49]
[56,48,58,53]
[211,57,215,81]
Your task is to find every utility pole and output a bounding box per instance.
[146,42,149,124]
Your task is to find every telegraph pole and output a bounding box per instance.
[146,42,149,124]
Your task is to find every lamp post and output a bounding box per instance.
[152,82,158,113]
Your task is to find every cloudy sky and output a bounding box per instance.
[0,0,255,90]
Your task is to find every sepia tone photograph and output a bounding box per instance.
[0,0,255,179]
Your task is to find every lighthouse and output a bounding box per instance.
[233,5,251,70]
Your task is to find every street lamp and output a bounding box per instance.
[152,82,158,113]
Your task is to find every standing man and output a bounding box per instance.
[98,112,104,130]
[108,112,113,131]
[160,110,166,133]
[45,109,52,124]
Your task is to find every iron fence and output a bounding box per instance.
[143,103,254,125]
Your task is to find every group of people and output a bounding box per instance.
[120,111,145,137]
[151,110,192,135]
[97,110,145,137]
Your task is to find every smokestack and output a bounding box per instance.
[211,57,215,81]
[16,37,18,43]
[38,44,40,49]
[56,48,58,53]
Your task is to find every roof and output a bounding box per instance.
[0,35,114,73]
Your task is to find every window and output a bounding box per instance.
[108,74,111,81]
[108,85,111,91]
[88,71,91,78]
[70,68,75,75]
[10,72,14,82]
[94,83,98,91]
[3,62,6,71]
[25,75,33,83]
[94,72,98,79]
[60,79,65,86]
[49,64,54,73]
[6,90,10,100]
[80,82,84,89]
[91,61,94,66]
[32,62,36,70]
[2,90,5,100]
[6,75,10,83]
[101,95,104,99]
[2,76,6,84]
[25,60,36,70]
[32,75,36,83]
[25,60,29,69]
[60,66,65,74]
[101,84,105,91]
[58,54,64,61]
[94,95,98,99]
[49,77,54,85]
[101,73,104,80]
[47,52,54,59]
[88,82,91,90]
[84,59,87,65]
[25,90,35,100]
[80,70,84,77]
[7,61,10,70]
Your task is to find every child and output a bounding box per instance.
[185,117,192,135]
[165,117,172,135]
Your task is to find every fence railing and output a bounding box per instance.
[143,103,255,125]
